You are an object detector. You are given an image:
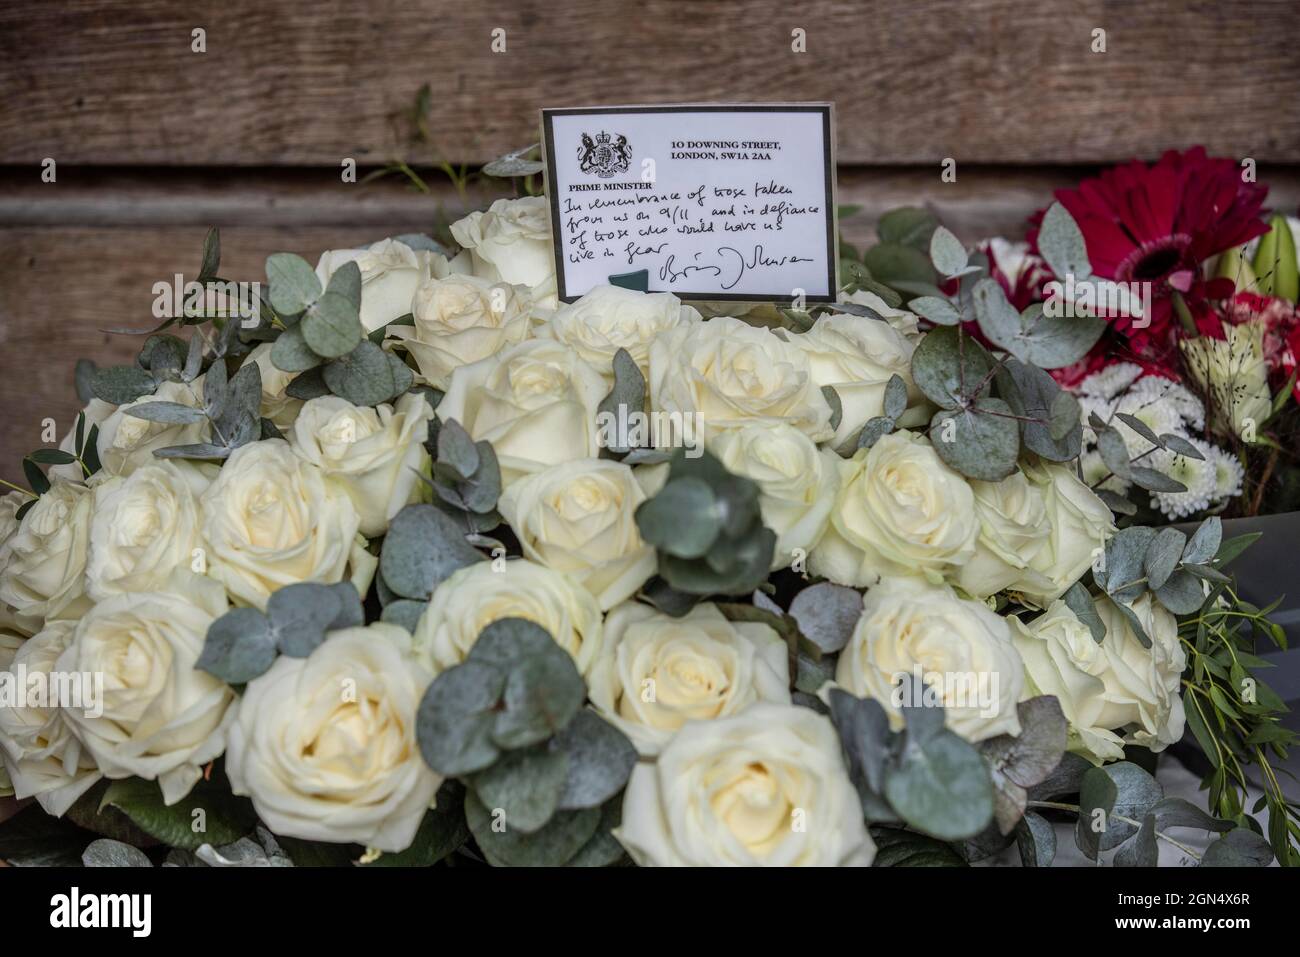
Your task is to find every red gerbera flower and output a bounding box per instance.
[1028,147,1269,351]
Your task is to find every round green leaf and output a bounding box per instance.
[884,728,994,840]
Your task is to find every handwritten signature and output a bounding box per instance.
[653,244,814,290]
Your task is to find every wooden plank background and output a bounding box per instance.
[2,0,1300,477]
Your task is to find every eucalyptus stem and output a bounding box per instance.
[1026,800,1203,861]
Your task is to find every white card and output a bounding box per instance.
[541,105,837,303]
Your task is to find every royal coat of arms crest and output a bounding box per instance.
[577,131,632,178]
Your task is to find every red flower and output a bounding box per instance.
[1029,148,1268,347]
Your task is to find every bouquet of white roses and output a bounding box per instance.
[0,188,1293,868]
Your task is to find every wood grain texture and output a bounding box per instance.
[2,0,1298,166]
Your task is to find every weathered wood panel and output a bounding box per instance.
[2,0,1298,166]
[5,163,1300,474]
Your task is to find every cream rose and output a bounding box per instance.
[539,285,699,381]
[436,339,607,485]
[954,471,1054,599]
[835,577,1024,741]
[710,424,839,570]
[97,379,208,477]
[86,461,213,600]
[498,458,655,610]
[289,393,433,537]
[1010,600,1127,764]
[58,577,236,803]
[1094,594,1186,751]
[199,440,375,609]
[1013,461,1116,605]
[810,430,977,588]
[649,317,834,442]
[0,619,101,816]
[616,703,874,866]
[314,238,433,333]
[840,289,921,339]
[242,343,302,431]
[225,622,442,853]
[389,274,532,389]
[450,196,556,305]
[796,313,924,447]
[0,479,92,621]
[412,558,602,677]
[588,602,790,755]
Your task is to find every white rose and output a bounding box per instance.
[412,558,602,677]
[242,343,302,431]
[437,339,607,486]
[0,479,93,621]
[1010,600,1127,764]
[616,703,874,866]
[840,289,921,338]
[49,399,115,481]
[289,393,432,537]
[1014,461,1116,605]
[97,379,208,477]
[86,461,213,600]
[498,458,655,610]
[810,430,977,588]
[314,238,432,333]
[199,440,375,609]
[588,602,790,755]
[450,196,556,305]
[225,622,442,853]
[795,313,924,447]
[710,424,839,570]
[954,472,1055,599]
[389,274,532,389]
[58,577,236,803]
[538,285,699,381]
[649,317,834,442]
[0,619,101,816]
[1094,594,1186,752]
[835,577,1024,742]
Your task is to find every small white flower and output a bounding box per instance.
[1209,445,1245,501]
[1129,376,1205,431]
[1077,362,1143,400]
[1148,440,1218,519]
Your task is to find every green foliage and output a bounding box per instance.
[197,581,364,682]
[379,503,484,601]
[414,618,635,860]
[634,448,776,596]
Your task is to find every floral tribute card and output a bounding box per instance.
[541,104,837,303]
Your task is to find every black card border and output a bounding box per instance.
[540,103,838,304]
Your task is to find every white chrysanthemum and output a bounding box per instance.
[1148,441,1218,519]
[1208,445,1245,501]
[1111,391,1185,457]
[1130,376,1205,431]
[1077,362,1143,399]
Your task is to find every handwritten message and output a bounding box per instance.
[542,106,836,302]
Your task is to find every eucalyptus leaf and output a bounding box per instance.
[266,252,322,315]
[1037,202,1092,281]
[929,226,968,277]
[197,607,277,683]
[909,295,961,326]
[554,710,638,810]
[269,323,324,374]
[1015,811,1057,867]
[930,399,1020,482]
[788,582,863,655]
[471,745,568,834]
[302,291,363,358]
[380,504,483,600]
[1144,527,1187,591]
